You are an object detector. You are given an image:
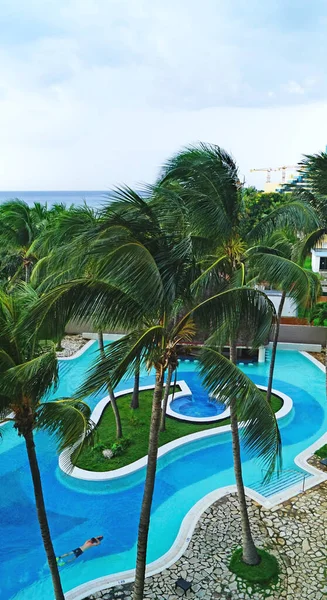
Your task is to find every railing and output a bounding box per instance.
[260,468,309,494]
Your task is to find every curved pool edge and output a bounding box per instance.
[59,384,293,481]
[166,384,231,423]
[66,454,327,600]
[59,340,97,361]
[61,352,327,600]
[66,450,327,600]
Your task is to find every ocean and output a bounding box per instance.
[0,190,111,208]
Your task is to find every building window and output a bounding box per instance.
[320,257,327,270]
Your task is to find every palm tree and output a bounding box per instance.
[77,287,276,595]
[130,354,140,409]
[247,231,321,403]
[158,144,319,401]
[22,144,307,592]
[199,344,281,565]
[158,144,317,245]
[300,152,327,196]
[23,187,278,599]
[97,330,123,438]
[160,355,178,432]
[31,205,125,439]
[0,286,93,600]
[154,143,320,568]
[0,200,58,283]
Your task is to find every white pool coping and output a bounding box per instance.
[62,347,327,600]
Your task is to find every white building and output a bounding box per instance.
[311,236,327,293]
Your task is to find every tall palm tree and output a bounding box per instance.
[159,358,175,432]
[199,344,281,565]
[77,288,277,596]
[97,330,122,438]
[247,231,321,403]
[158,144,319,408]
[0,286,93,600]
[31,205,127,439]
[23,190,278,599]
[154,143,319,567]
[130,354,140,409]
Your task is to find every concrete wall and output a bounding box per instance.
[66,320,327,347]
[65,320,126,335]
[272,324,327,345]
[265,291,297,317]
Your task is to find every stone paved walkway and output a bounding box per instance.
[56,334,85,357]
[86,481,327,600]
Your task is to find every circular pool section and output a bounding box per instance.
[171,394,226,418]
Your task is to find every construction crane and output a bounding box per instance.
[250,165,299,184]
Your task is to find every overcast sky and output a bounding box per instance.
[0,0,326,190]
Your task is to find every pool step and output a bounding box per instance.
[264,348,270,363]
[58,360,75,378]
[250,469,309,498]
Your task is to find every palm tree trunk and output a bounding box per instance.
[230,341,260,566]
[24,429,65,600]
[25,260,32,284]
[266,290,286,404]
[98,332,123,439]
[160,363,173,432]
[133,368,164,600]
[131,356,140,409]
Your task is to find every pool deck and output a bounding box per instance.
[85,481,327,600]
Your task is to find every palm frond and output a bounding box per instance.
[178,287,275,349]
[158,143,240,239]
[78,326,165,396]
[191,255,229,295]
[248,200,319,242]
[94,242,164,309]
[0,349,58,405]
[251,253,320,307]
[198,347,282,478]
[19,278,146,342]
[36,399,94,461]
[294,228,327,265]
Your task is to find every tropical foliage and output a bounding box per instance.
[0,286,93,600]
[0,142,324,599]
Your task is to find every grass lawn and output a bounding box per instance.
[73,388,283,472]
[229,547,279,586]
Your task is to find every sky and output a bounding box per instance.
[0,0,327,190]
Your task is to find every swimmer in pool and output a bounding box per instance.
[56,536,103,565]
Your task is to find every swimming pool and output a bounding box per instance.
[0,344,326,600]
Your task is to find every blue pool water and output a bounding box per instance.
[171,379,226,418]
[171,394,223,417]
[0,345,325,599]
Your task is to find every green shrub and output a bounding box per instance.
[92,441,109,453]
[315,443,327,459]
[92,438,131,457]
[110,438,131,457]
[229,548,279,585]
[313,317,327,327]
